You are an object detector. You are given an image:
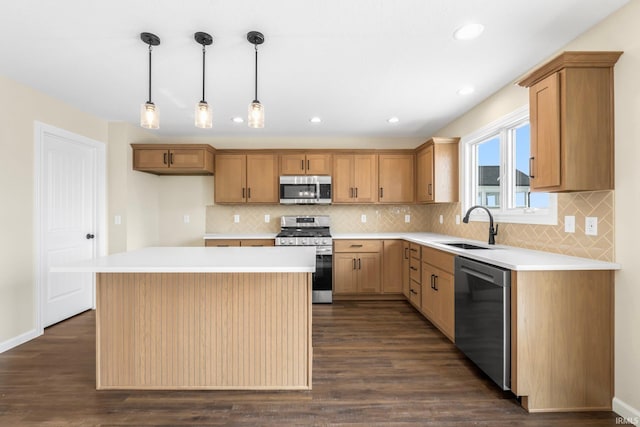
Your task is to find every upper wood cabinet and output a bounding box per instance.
[280,153,332,175]
[333,154,378,203]
[517,51,622,192]
[132,144,215,175]
[415,137,459,203]
[378,153,415,203]
[214,153,278,204]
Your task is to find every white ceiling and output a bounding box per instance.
[0,0,629,141]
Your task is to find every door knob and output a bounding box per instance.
[86,233,95,239]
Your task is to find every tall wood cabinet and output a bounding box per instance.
[416,137,459,203]
[378,153,415,203]
[214,153,278,203]
[333,154,378,203]
[517,51,622,192]
[132,144,215,175]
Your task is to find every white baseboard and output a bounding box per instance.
[614,397,640,426]
[0,328,41,354]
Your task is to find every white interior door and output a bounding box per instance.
[39,126,101,327]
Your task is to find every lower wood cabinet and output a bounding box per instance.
[205,239,274,247]
[333,240,382,295]
[420,246,455,341]
[382,240,403,294]
[402,241,410,298]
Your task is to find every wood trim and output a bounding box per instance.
[96,272,312,390]
[517,51,622,88]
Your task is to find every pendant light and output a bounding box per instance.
[247,31,265,128]
[194,32,213,129]
[140,32,161,129]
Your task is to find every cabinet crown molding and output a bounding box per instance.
[517,51,623,88]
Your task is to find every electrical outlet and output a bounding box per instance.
[439,215,444,224]
[564,215,575,233]
[183,214,190,224]
[114,215,121,225]
[455,215,461,225]
[233,214,240,223]
[585,217,598,236]
[404,214,411,223]
[264,214,270,223]
[361,214,367,223]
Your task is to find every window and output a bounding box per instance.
[462,106,557,225]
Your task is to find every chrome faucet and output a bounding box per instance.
[462,205,499,245]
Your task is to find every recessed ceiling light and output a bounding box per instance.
[457,86,475,96]
[387,117,400,124]
[232,117,244,123]
[309,117,322,123]
[453,23,484,40]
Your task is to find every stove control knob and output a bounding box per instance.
[301,238,308,245]
[323,238,331,245]
[288,239,295,245]
[314,238,319,244]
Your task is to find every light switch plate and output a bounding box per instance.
[585,217,598,236]
[564,215,575,233]
[183,214,190,224]
[455,215,461,225]
[264,214,270,223]
[114,215,121,225]
[361,214,367,223]
[439,215,444,224]
[404,214,410,223]
[233,214,240,223]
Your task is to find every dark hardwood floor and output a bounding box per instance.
[0,301,619,426]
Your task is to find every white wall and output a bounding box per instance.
[432,1,640,418]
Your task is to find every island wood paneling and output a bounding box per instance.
[96,272,312,390]
[511,270,613,412]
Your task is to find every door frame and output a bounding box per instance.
[34,121,106,334]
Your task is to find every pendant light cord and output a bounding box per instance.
[201,45,206,103]
[254,44,259,102]
[147,44,153,104]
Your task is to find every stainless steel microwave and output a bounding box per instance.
[279,176,332,204]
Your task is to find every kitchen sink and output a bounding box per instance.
[443,242,492,250]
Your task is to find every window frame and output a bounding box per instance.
[461,105,558,225]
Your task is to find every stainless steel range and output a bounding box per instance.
[276,215,332,303]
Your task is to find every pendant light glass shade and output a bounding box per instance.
[140,32,161,129]
[141,102,159,129]
[195,101,212,128]
[247,31,265,128]
[194,32,214,129]
[248,100,264,128]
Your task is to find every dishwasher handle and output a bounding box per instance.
[459,265,497,284]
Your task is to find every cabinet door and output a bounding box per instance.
[529,72,561,190]
[169,149,206,169]
[332,155,354,202]
[416,145,434,202]
[246,154,278,203]
[435,270,455,340]
[334,253,358,294]
[357,252,381,293]
[402,242,410,298]
[382,240,403,294]
[280,154,307,175]
[421,263,437,320]
[378,154,415,203]
[205,239,241,247]
[305,154,332,175]
[215,154,246,203]
[353,154,378,203]
[133,148,169,170]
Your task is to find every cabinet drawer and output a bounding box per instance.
[240,239,274,247]
[409,243,421,260]
[422,246,455,274]
[334,240,382,253]
[409,280,421,308]
[409,256,421,283]
[205,239,241,247]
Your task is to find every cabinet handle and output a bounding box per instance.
[410,266,417,271]
[430,274,434,289]
[404,247,409,259]
[301,160,305,170]
[434,275,439,291]
[169,153,174,165]
[428,183,432,196]
[307,159,310,170]
[352,258,356,270]
[410,248,417,253]
[379,187,383,198]
[242,188,245,199]
[163,153,168,165]
[247,188,251,199]
[410,289,417,295]
[350,244,363,248]
[529,157,535,179]
[355,187,358,198]
[358,258,361,270]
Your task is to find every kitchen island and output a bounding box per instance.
[53,246,316,390]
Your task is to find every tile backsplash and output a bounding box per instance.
[206,190,613,261]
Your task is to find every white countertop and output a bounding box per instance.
[51,246,316,273]
[333,232,620,271]
[203,233,277,239]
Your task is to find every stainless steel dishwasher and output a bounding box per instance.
[454,256,511,390]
